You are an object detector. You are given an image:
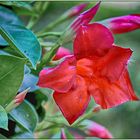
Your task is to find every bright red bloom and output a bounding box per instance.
[38,23,138,124]
[83,120,113,139]
[102,14,140,34]
[53,47,71,60]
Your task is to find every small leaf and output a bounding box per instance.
[10,100,38,132]
[0,55,26,106]
[0,24,41,69]
[0,105,8,130]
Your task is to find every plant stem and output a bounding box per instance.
[37,32,62,38]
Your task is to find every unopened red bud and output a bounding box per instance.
[15,88,30,105]
[101,14,140,34]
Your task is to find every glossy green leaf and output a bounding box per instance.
[0,6,23,25]
[0,105,8,130]
[0,6,23,46]
[0,134,6,139]
[0,55,26,106]
[0,24,41,69]
[10,100,38,132]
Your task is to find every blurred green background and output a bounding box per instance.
[32,1,140,138]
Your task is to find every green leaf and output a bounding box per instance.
[0,24,42,69]
[0,134,6,139]
[0,6,23,46]
[11,131,34,139]
[0,55,26,106]
[10,100,38,132]
[0,6,23,25]
[0,105,8,130]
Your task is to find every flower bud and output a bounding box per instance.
[82,120,113,139]
[53,47,72,60]
[101,14,140,34]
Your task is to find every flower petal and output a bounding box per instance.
[37,55,76,93]
[104,14,140,34]
[74,23,114,59]
[53,76,90,124]
[71,1,101,32]
[94,46,133,82]
[89,70,139,109]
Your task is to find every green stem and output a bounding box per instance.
[37,32,62,38]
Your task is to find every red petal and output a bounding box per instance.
[37,55,76,93]
[53,76,90,124]
[94,46,133,82]
[89,70,138,109]
[71,1,101,32]
[74,23,114,59]
[108,14,140,34]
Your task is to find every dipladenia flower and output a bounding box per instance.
[101,14,140,34]
[38,2,139,124]
[38,23,138,124]
[83,120,113,139]
[53,47,71,60]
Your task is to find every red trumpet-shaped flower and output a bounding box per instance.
[38,23,138,125]
[83,120,113,139]
[102,14,140,34]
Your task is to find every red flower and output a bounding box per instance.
[102,14,140,34]
[53,47,71,60]
[38,23,138,125]
[83,120,113,139]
